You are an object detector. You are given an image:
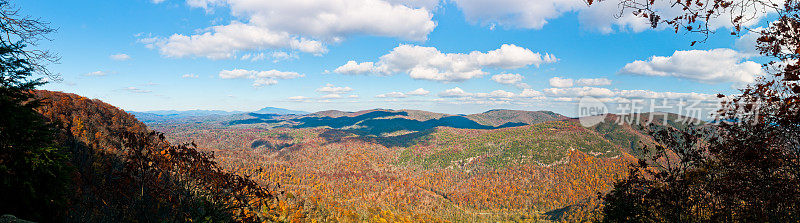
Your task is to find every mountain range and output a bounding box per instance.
[118,99,702,221]
[128,107,309,123]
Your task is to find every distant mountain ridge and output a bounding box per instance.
[222,109,571,137]
[129,106,308,120]
[130,109,241,116]
[252,107,309,115]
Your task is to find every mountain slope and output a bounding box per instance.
[583,112,705,157]
[465,109,568,127]
[400,119,626,169]
[30,90,289,222]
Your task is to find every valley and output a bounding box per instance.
[134,108,681,221]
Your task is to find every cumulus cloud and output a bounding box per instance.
[270,51,298,62]
[432,87,552,105]
[147,0,436,59]
[218,69,303,86]
[519,88,543,98]
[288,96,311,101]
[335,44,556,82]
[549,77,573,88]
[335,61,377,75]
[550,77,613,88]
[386,0,441,9]
[376,92,408,98]
[438,87,473,98]
[543,86,717,101]
[491,73,530,88]
[544,86,615,97]
[321,94,343,99]
[110,53,131,61]
[317,93,358,100]
[145,22,326,59]
[619,48,763,84]
[406,88,431,96]
[316,83,354,94]
[575,78,612,86]
[376,88,431,98]
[436,88,550,106]
[438,87,517,99]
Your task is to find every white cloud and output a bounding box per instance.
[240,53,266,61]
[435,87,550,105]
[615,89,716,101]
[148,0,436,59]
[307,93,358,100]
[334,61,378,75]
[406,88,430,96]
[376,88,431,98]
[519,88,543,98]
[549,77,573,88]
[553,97,573,102]
[152,0,166,3]
[544,86,615,98]
[376,92,408,98]
[549,77,612,88]
[491,73,530,88]
[620,48,763,84]
[316,83,354,94]
[479,90,516,98]
[491,73,523,84]
[575,78,612,86]
[385,0,441,9]
[218,69,303,86]
[334,44,556,82]
[147,22,326,59]
[110,53,131,61]
[270,51,298,62]
[252,79,278,86]
[84,71,108,76]
[182,73,199,78]
[438,87,517,99]
[321,94,343,99]
[288,96,311,101]
[240,51,299,62]
[543,86,717,101]
[439,87,473,98]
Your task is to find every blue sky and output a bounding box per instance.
[22,0,769,116]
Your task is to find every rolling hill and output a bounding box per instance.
[122,102,709,221]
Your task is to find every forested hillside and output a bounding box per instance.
[16,90,299,222]
[146,106,657,221]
